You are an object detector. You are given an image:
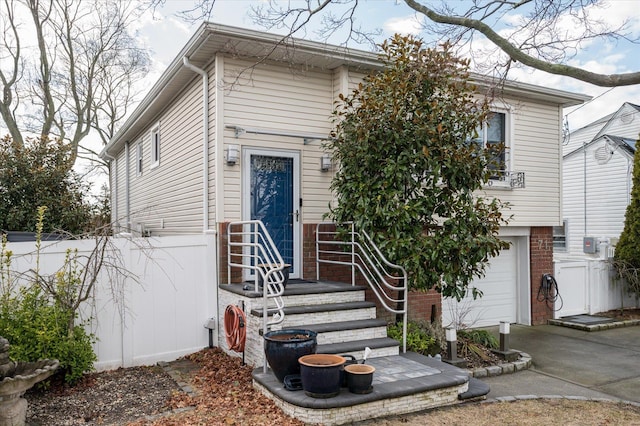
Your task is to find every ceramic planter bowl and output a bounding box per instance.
[263,329,317,382]
[344,363,375,394]
[298,354,346,398]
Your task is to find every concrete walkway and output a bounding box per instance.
[481,324,640,403]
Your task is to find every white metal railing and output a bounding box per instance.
[485,170,525,188]
[316,222,407,353]
[227,220,287,340]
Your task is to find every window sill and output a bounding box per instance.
[483,180,513,190]
[482,171,525,189]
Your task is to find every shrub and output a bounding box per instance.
[613,133,640,300]
[458,329,498,349]
[0,284,96,384]
[388,320,441,356]
[0,210,97,384]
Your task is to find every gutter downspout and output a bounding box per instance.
[183,56,210,231]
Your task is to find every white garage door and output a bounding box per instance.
[441,237,518,328]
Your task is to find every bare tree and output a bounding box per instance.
[162,0,640,87]
[0,0,150,170]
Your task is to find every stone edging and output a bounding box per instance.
[158,360,198,398]
[483,394,640,407]
[548,318,640,332]
[467,351,532,378]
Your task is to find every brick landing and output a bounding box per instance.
[252,352,470,425]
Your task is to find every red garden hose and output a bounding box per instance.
[224,304,246,353]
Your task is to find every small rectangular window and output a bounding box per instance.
[553,220,568,250]
[150,123,160,169]
[136,142,143,176]
[467,110,510,184]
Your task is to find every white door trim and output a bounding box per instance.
[242,147,301,280]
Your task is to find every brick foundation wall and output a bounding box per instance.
[530,226,555,325]
[218,222,246,285]
[407,290,442,323]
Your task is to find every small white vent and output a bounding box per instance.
[620,112,634,124]
[594,145,613,164]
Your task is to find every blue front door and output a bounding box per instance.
[245,150,300,277]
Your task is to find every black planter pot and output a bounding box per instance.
[257,264,290,290]
[299,354,346,398]
[340,354,357,387]
[263,329,317,382]
[344,364,375,394]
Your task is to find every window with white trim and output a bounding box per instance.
[150,122,160,169]
[136,141,143,176]
[469,110,510,179]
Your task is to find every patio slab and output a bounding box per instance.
[252,352,474,425]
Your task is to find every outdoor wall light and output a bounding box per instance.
[227,144,239,166]
[320,153,332,172]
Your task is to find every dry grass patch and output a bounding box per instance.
[361,399,640,425]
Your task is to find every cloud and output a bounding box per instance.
[383,16,424,36]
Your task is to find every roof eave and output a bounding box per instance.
[101,23,591,159]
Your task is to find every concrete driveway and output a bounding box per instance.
[481,324,640,402]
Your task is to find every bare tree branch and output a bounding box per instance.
[404,0,640,86]
[167,0,640,87]
[0,0,150,173]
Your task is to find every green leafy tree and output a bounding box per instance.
[0,136,92,234]
[613,135,640,299]
[327,35,510,301]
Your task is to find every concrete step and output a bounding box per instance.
[224,281,368,307]
[253,301,378,329]
[295,319,389,345]
[317,337,400,360]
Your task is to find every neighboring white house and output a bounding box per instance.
[554,102,640,316]
[100,22,589,330]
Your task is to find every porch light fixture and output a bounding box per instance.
[320,153,332,172]
[227,144,239,166]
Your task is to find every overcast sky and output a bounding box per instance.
[137,0,640,132]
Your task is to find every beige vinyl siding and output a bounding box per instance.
[223,59,333,133]
[481,98,563,226]
[222,58,335,222]
[128,76,205,235]
[348,70,368,93]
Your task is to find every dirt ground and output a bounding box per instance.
[26,345,640,426]
[594,307,640,320]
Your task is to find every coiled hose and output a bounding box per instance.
[224,304,246,353]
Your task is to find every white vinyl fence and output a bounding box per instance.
[554,256,638,317]
[4,233,218,371]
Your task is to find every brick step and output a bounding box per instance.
[294,319,389,345]
[317,337,400,360]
